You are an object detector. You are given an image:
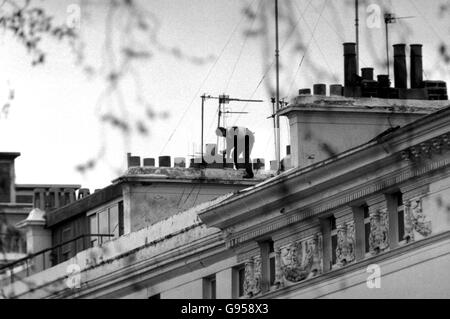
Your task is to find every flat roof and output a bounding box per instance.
[113,167,274,185]
[279,95,450,116]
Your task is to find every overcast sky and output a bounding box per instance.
[0,0,448,190]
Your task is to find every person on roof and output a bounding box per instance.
[216,126,255,178]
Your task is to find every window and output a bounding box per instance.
[238,266,245,297]
[61,227,72,262]
[203,275,216,299]
[0,163,11,203]
[330,216,337,266]
[98,209,109,244]
[89,201,125,246]
[232,264,246,298]
[363,204,371,253]
[89,215,98,247]
[259,239,276,291]
[118,201,124,236]
[109,205,119,238]
[396,192,405,242]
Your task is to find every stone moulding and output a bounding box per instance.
[404,197,432,242]
[274,234,323,288]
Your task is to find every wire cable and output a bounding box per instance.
[224,0,264,93]
[286,0,329,97]
[159,0,260,155]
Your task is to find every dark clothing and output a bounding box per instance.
[221,127,254,178]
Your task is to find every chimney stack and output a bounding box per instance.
[313,84,326,95]
[343,43,357,87]
[393,44,407,89]
[127,153,141,167]
[410,44,423,89]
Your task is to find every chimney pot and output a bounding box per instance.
[128,156,141,167]
[377,75,391,88]
[330,84,343,96]
[313,84,327,95]
[299,88,311,95]
[361,68,374,81]
[143,158,155,166]
[159,156,171,167]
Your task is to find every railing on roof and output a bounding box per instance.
[0,233,113,285]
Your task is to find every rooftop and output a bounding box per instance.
[199,103,450,227]
[280,95,450,115]
[114,166,274,185]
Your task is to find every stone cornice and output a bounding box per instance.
[224,151,450,248]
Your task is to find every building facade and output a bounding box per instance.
[0,152,79,267]
[1,94,450,299]
[1,41,450,299]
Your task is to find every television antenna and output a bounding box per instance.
[200,94,262,163]
[384,13,416,77]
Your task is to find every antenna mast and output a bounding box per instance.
[384,13,416,77]
[200,94,262,162]
[274,0,281,173]
[355,0,359,74]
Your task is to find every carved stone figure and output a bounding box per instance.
[276,233,323,284]
[307,234,323,277]
[346,223,355,261]
[404,198,432,242]
[336,223,355,266]
[369,208,389,255]
[274,248,284,288]
[404,202,415,242]
[279,241,308,282]
[243,256,261,297]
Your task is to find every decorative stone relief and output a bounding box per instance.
[274,248,284,287]
[243,256,261,297]
[404,198,432,242]
[369,208,389,255]
[275,233,323,286]
[336,222,355,266]
[309,234,323,277]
